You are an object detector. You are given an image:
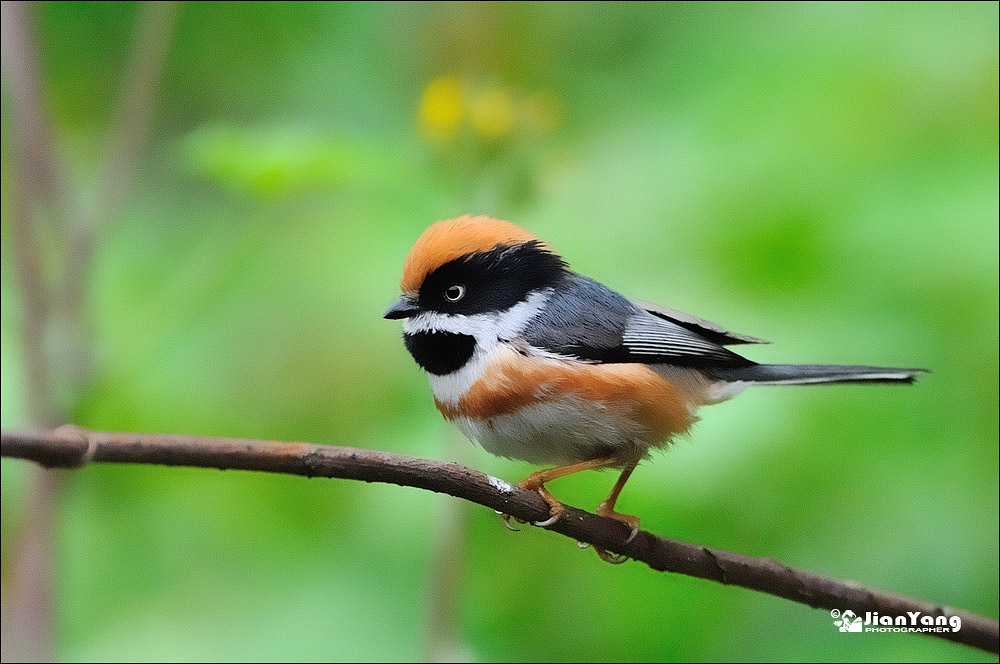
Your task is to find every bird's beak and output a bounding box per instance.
[383,295,420,319]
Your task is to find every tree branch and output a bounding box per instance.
[2,427,996,654]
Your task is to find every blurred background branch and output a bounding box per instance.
[1,2,177,661]
[2,427,998,655]
[2,2,75,659]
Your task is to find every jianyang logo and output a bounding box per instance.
[831,609,963,634]
[833,610,863,632]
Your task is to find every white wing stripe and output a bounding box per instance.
[622,314,737,360]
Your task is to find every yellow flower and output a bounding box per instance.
[418,77,464,142]
[470,88,514,139]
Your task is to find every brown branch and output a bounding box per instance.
[2,427,997,655]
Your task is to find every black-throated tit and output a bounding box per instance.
[385,215,926,562]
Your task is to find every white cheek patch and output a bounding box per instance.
[401,289,553,340]
[406,289,554,405]
[404,312,496,338]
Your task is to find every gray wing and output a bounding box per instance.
[520,274,755,368]
[632,299,768,345]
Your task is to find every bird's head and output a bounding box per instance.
[384,216,567,374]
[384,215,567,321]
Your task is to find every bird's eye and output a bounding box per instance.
[444,284,466,302]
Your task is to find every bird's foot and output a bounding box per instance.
[593,501,641,564]
[596,502,641,543]
[595,548,630,564]
[500,473,566,530]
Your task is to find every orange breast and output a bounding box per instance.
[435,346,699,443]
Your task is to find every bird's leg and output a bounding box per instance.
[502,456,619,529]
[594,461,641,564]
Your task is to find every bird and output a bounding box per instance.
[384,215,926,562]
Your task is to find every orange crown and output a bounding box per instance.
[400,215,546,293]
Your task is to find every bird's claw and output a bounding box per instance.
[595,547,630,564]
[623,521,640,544]
[532,496,564,527]
[499,511,559,529]
[596,505,641,542]
[593,503,640,563]
[533,513,560,527]
[501,513,521,531]
[498,488,564,531]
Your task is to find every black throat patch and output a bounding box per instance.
[403,331,476,375]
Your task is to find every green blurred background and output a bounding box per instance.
[1,2,997,661]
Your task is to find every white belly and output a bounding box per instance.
[451,395,653,466]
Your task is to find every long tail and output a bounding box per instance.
[707,364,928,385]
